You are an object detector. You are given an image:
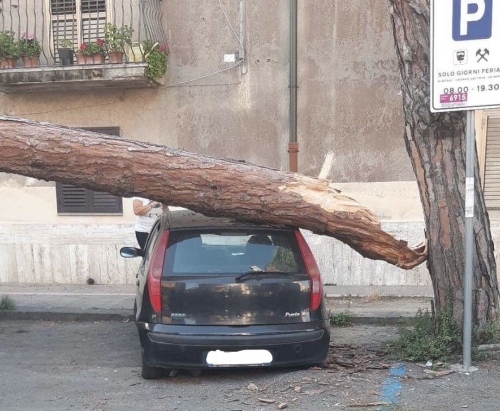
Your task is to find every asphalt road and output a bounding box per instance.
[1,320,499,411]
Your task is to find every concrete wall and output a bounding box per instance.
[0,182,430,285]
[1,0,410,178]
[0,0,422,285]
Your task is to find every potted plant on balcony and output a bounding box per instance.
[76,42,94,64]
[58,39,74,66]
[0,31,19,68]
[104,23,133,64]
[142,40,169,80]
[18,32,42,68]
[75,43,87,65]
[92,39,106,64]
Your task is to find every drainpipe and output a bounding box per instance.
[288,0,299,172]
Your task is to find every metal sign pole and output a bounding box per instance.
[463,109,475,370]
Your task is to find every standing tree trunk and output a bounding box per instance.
[389,0,500,326]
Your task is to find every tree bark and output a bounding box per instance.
[0,116,426,269]
[389,0,500,325]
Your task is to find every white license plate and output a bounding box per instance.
[206,349,273,367]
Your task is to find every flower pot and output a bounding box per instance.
[58,48,74,66]
[93,54,106,64]
[108,51,124,64]
[84,55,94,65]
[22,56,39,68]
[76,54,86,65]
[5,58,17,68]
[0,59,16,68]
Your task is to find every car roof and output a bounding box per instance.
[163,209,292,231]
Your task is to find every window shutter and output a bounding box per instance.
[56,184,90,213]
[484,117,500,209]
[81,0,106,44]
[51,0,78,63]
[56,127,123,215]
[50,0,107,61]
[51,0,77,15]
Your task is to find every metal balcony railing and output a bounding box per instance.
[0,0,167,67]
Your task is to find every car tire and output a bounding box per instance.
[141,354,163,380]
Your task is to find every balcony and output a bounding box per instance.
[0,0,167,93]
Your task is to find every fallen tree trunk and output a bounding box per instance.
[0,116,426,269]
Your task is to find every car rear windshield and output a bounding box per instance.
[163,229,306,275]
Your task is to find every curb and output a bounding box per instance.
[0,311,134,322]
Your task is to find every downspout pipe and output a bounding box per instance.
[288,0,299,172]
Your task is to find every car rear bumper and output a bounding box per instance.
[138,322,330,369]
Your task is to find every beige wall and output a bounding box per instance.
[0,0,412,179]
[0,1,423,285]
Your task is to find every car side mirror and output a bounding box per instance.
[120,246,143,258]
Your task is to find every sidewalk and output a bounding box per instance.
[0,284,434,324]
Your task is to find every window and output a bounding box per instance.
[56,127,122,215]
[483,114,500,209]
[165,230,304,276]
[50,0,107,56]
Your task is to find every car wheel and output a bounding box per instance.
[141,354,163,380]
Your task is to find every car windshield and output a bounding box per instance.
[163,229,305,275]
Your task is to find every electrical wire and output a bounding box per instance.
[166,60,243,88]
[218,0,244,50]
[12,1,246,116]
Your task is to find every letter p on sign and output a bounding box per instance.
[453,0,493,40]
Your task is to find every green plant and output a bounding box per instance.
[329,310,353,327]
[0,295,15,311]
[104,23,133,52]
[143,40,169,79]
[18,32,42,57]
[59,39,73,49]
[77,43,93,57]
[0,31,18,59]
[92,38,106,55]
[389,308,461,362]
[473,320,500,345]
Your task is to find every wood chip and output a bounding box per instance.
[294,386,302,393]
[277,403,288,410]
[423,369,455,377]
[247,383,258,391]
[258,398,275,404]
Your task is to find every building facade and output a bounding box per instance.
[1,0,498,286]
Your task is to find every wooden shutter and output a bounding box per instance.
[81,0,106,44]
[484,117,500,209]
[51,0,78,63]
[56,127,123,214]
[50,0,106,62]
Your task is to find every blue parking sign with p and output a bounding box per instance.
[453,0,493,41]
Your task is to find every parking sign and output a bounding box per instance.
[431,0,500,112]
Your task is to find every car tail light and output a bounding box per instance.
[147,231,169,313]
[295,230,322,311]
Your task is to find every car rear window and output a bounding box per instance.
[163,229,305,275]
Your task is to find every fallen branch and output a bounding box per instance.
[0,116,427,268]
